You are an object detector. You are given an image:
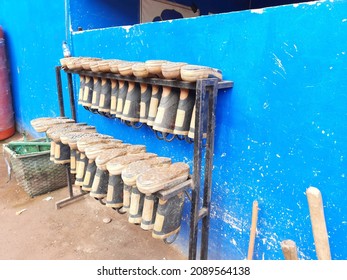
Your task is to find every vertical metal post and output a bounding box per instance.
[188,78,218,260]
[200,78,218,260]
[67,72,77,121]
[188,80,205,260]
[55,66,65,117]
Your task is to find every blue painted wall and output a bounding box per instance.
[0,0,67,133]
[1,0,346,260]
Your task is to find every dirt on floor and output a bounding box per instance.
[0,133,186,260]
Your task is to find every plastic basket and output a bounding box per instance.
[3,139,68,197]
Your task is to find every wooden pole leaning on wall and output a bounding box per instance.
[306,186,331,260]
[281,239,299,260]
[247,200,258,260]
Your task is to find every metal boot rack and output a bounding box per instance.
[54,65,233,260]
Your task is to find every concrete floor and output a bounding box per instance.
[0,133,186,260]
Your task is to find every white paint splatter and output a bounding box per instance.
[122,25,133,33]
[251,8,264,14]
[273,54,287,74]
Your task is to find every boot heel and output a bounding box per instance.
[152,192,185,240]
[141,194,159,230]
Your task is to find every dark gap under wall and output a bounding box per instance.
[69,0,316,31]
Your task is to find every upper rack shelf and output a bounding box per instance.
[64,68,234,90]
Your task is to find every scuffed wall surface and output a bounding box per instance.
[71,0,347,260]
[0,0,346,260]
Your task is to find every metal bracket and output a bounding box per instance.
[55,165,88,209]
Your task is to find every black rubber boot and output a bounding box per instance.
[173,89,196,136]
[78,75,86,105]
[70,149,78,174]
[109,79,119,116]
[188,103,207,140]
[54,141,71,165]
[115,80,129,119]
[82,76,94,108]
[128,185,145,224]
[81,159,97,192]
[121,82,141,122]
[147,85,163,127]
[91,77,102,111]
[75,152,88,186]
[121,183,132,212]
[89,168,110,199]
[152,192,185,240]
[98,78,112,113]
[152,86,180,134]
[105,174,124,209]
[139,83,152,124]
[141,194,159,230]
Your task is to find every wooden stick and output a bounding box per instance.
[247,200,258,260]
[306,186,331,260]
[281,239,299,260]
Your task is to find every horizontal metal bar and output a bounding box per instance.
[157,178,194,200]
[198,207,208,220]
[55,192,88,209]
[63,69,233,91]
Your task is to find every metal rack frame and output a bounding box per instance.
[55,66,233,259]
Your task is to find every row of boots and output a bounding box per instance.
[31,117,190,240]
[60,57,223,140]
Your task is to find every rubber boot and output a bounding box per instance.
[109,79,119,116]
[106,175,124,209]
[121,82,141,122]
[75,152,88,186]
[152,192,185,240]
[115,80,129,119]
[98,78,112,114]
[89,167,109,199]
[78,75,86,105]
[91,77,102,112]
[82,76,94,108]
[188,103,207,140]
[173,89,195,136]
[90,146,131,198]
[146,85,162,127]
[139,83,152,124]
[141,194,159,230]
[82,159,97,192]
[121,183,132,212]
[152,86,180,134]
[106,152,157,211]
[128,185,145,224]
[70,149,78,174]
[136,162,190,194]
[82,142,126,192]
[53,126,96,165]
[121,157,171,221]
[75,138,120,187]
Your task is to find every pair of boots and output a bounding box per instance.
[122,159,190,240]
